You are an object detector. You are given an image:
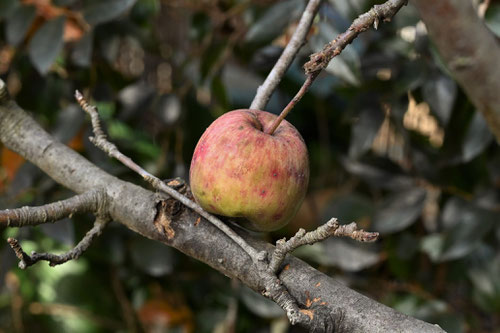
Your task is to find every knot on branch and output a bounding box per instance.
[154,199,181,241]
[304,52,329,76]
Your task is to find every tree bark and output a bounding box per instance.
[0,98,443,332]
[413,0,500,142]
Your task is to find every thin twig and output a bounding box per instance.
[270,218,378,273]
[265,73,317,135]
[7,217,110,269]
[304,0,408,74]
[266,0,408,135]
[75,91,266,264]
[250,0,323,111]
[0,189,106,227]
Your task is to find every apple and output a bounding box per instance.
[189,109,309,231]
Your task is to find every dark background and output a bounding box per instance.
[0,0,499,332]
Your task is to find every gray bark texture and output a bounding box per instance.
[413,0,500,142]
[0,95,444,332]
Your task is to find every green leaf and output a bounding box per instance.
[71,30,94,67]
[349,108,385,158]
[432,314,466,333]
[200,41,226,80]
[423,198,496,262]
[133,140,161,159]
[6,4,36,46]
[342,158,415,190]
[461,111,493,163]
[422,74,457,125]
[438,198,495,261]
[28,16,65,74]
[372,188,426,234]
[321,193,374,222]
[468,254,500,312]
[245,0,304,44]
[94,101,116,120]
[0,0,18,20]
[420,234,444,262]
[108,120,134,140]
[328,0,367,19]
[129,236,175,276]
[84,0,138,25]
[294,239,381,271]
[211,76,229,111]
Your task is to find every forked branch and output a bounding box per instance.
[270,218,378,273]
[8,217,110,269]
[1,189,110,268]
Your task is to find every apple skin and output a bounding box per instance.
[189,109,309,232]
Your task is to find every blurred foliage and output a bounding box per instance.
[0,0,499,332]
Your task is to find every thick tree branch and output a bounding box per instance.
[250,0,322,111]
[0,189,106,227]
[413,0,500,142]
[0,84,444,332]
[7,217,109,269]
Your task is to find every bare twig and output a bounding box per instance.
[266,0,409,135]
[263,218,378,326]
[0,189,106,227]
[270,218,379,273]
[250,0,323,111]
[7,217,110,269]
[75,90,266,264]
[304,0,408,75]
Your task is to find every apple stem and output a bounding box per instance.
[265,73,317,135]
